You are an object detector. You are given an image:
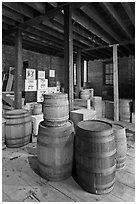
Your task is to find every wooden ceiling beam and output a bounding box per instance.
[102,2,133,40]
[83,40,134,52]
[24,2,46,14]
[2,16,16,26]
[81,5,122,42]
[34,24,64,40]
[2,6,24,23]
[72,9,113,44]
[3,8,59,37]
[53,10,107,46]
[2,23,9,30]
[48,2,58,8]
[121,2,135,27]
[22,31,63,50]
[2,2,34,18]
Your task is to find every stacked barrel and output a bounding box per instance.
[37,93,74,181]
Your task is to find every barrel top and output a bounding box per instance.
[5,109,28,115]
[78,120,112,132]
[112,124,124,130]
[43,93,68,99]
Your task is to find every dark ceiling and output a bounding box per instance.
[2,2,135,61]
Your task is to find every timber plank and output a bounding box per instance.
[2,146,73,202]
[111,180,135,202]
[115,170,135,189]
[48,177,108,202]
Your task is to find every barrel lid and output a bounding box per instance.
[77,120,112,132]
[43,93,68,99]
[112,124,124,130]
[5,109,28,116]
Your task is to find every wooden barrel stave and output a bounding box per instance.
[37,120,74,181]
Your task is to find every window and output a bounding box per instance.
[73,63,77,85]
[104,62,113,85]
[84,60,88,83]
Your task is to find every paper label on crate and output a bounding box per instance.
[26,69,36,79]
[37,89,49,102]
[38,71,45,79]
[25,79,37,91]
[37,79,48,90]
[49,70,55,77]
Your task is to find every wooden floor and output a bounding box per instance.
[2,119,135,202]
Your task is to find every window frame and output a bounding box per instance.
[103,61,113,86]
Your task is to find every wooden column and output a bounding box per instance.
[113,45,119,121]
[64,5,73,111]
[76,50,81,97]
[14,29,22,109]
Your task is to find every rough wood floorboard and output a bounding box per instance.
[2,120,135,202]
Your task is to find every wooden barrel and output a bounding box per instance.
[80,89,90,100]
[33,103,42,115]
[75,120,116,194]
[2,118,6,147]
[4,109,32,148]
[112,124,127,170]
[43,93,69,126]
[37,120,74,181]
[119,99,132,122]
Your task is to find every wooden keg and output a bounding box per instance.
[43,93,69,126]
[4,109,32,148]
[75,120,116,194]
[113,124,127,170]
[37,120,74,181]
[119,99,132,122]
[33,103,42,115]
[80,89,90,100]
[2,118,6,147]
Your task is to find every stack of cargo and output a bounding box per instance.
[37,93,74,181]
[31,70,48,141]
[22,68,37,114]
[37,70,48,103]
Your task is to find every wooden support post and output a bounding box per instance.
[14,29,22,109]
[113,45,119,121]
[76,50,81,97]
[64,5,73,111]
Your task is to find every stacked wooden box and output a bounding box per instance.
[22,68,37,113]
[37,70,48,103]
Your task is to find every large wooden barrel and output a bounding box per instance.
[43,93,69,126]
[75,120,116,194]
[37,120,74,181]
[2,118,6,147]
[119,99,132,122]
[112,124,127,170]
[33,103,42,115]
[4,109,32,148]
